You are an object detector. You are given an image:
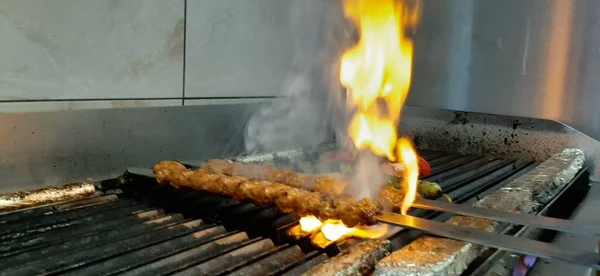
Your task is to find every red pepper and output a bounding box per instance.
[418,156,431,177]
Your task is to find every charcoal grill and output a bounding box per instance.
[0,104,598,275]
[0,144,590,276]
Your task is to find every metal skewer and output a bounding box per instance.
[377,212,600,270]
[412,198,600,236]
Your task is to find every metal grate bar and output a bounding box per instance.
[62,226,230,276]
[5,219,207,276]
[0,209,167,258]
[439,159,510,192]
[215,244,288,275]
[420,151,452,162]
[0,194,119,223]
[424,156,496,182]
[280,252,329,276]
[448,160,535,203]
[120,232,252,276]
[228,245,306,276]
[427,153,467,167]
[270,214,301,237]
[0,201,149,241]
[427,155,486,177]
[172,239,276,276]
[0,214,185,269]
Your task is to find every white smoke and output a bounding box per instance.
[244,0,347,154]
[244,73,331,154]
[243,0,387,201]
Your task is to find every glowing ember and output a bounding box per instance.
[342,0,421,213]
[299,216,323,232]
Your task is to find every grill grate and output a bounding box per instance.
[0,148,542,275]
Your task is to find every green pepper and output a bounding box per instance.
[417,180,444,199]
[386,177,446,200]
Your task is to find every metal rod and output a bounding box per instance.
[412,198,600,236]
[377,212,600,270]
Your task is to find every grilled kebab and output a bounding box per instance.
[202,159,346,195]
[202,159,447,201]
[154,161,382,227]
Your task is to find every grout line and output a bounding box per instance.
[182,0,187,106]
[0,98,182,103]
[184,96,278,100]
[0,96,279,104]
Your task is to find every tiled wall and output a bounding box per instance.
[0,0,314,112]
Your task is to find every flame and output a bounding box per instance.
[299,216,323,232]
[398,138,418,214]
[321,221,354,241]
[342,0,421,213]
[300,218,389,242]
[297,0,420,244]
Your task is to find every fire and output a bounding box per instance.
[321,220,389,242]
[321,221,353,241]
[299,216,323,232]
[397,138,419,214]
[342,0,420,214]
[299,0,420,242]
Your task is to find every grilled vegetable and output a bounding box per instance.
[417,180,444,199]
[417,156,432,177]
[386,177,444,200]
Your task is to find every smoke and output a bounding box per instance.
[244,0,352,154]
[244,73,331,154]
[243,0,387,201]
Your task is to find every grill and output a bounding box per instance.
[0,144,590,276]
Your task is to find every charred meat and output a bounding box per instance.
[202,159,347,196]
[154,161,382,227]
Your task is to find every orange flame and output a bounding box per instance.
[397,138,418,214]
[314,219,388,242]
[298,0,420,243]
[299,216,323,232]
[342,0,420,213]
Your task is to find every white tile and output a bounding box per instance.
[0,0,184,100]
[184,98,273,106]
[185,0,295,98]
[0,100,181,113]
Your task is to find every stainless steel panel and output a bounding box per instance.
[401,106,600,181]
[0,104,333,193]
[407,0,600,140]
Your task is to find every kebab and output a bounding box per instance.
[202,159,347,195]
[202,158,450,202]
[154,161,382,227]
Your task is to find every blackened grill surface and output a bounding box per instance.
[0,148,539,276]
